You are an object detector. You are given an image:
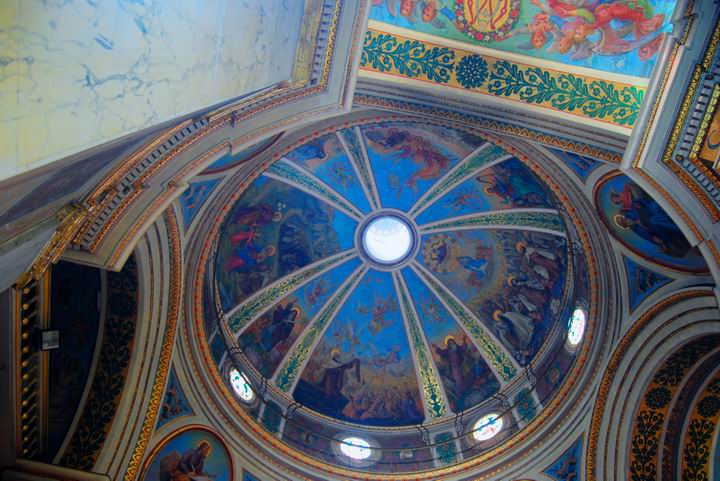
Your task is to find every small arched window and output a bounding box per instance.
[567,307,587,347]
[339,436,372,460]
[472,413,503,441]
[229,368,255,403]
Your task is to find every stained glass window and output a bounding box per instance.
[473,413,503,441]
[339,437,372,460]
[229,368,255,402]
[567,307,586,346]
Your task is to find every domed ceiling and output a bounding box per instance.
[210,120,588,433]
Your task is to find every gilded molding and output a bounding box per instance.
[689,84,720,161]
[71,0,350,258]
[353,94,623,163]
[16,204,90,287]
[122,210,182,481]
[656,15,720,222]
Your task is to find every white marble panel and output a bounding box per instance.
[0,0,305,181]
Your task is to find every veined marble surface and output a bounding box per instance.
[0,0,305,181]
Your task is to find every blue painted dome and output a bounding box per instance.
[212,121,585,429]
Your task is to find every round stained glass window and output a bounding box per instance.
[339,437,372,460]
[567,307,586,346]
[362,216,413,264]
[472,413,503,441]
[229,368,255,402]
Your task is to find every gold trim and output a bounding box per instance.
[689,84,720,161]
[188,115,602,479]
[656,14,720,221]
[585,290,712,481]
[122,209,182,481]
[73,0,347,258]
[16,204,90,288]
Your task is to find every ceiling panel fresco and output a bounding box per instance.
[369,0,675,78]
[285,133,373,214]
[211,121,583,430]
[237,257,363,378]
[294,269,426,426]
[416,229,567,363]
[360,122,487,211]
[401,267,501,413]
[415,157,556,225]
[594,173,708,273]
[214,176,357,312]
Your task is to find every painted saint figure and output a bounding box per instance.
[433,337,469,396]
[317,349,362,398]
[260,303,300,351]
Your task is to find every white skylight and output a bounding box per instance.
[362,216,412,264]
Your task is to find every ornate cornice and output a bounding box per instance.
[353,94,623,162]
[16,204,89,287]
[67,0,363,264]
[657,14,720,221]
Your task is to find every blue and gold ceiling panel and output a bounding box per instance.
[417,229,567,363]
[415,157,557,225]
[285,133,373,215]
[237,256,363,378]
[293,269,425,426]
[401,267,501,413]
[360,122,486,211]
[215,176,357,312]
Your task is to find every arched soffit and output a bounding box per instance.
[587,288,720,481]
[359,0,675,136]
[91,210,183,481]
[178,112,619,480]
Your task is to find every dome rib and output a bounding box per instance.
[408,143,507,218]
[273,264,369,392]
[265,159,365,221]
[224,250,357,335]
[210,119,582,442]
[337,129,383,211]
[393,271,451,419]
[410,261,520,384]
[419,209,565,236]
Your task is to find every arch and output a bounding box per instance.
[587,288,720,481]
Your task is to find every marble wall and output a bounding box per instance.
[0,0,306,181]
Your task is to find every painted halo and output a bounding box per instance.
[594,173,707,273]
[141,426,233,481]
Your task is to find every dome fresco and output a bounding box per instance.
[212,121,585,433]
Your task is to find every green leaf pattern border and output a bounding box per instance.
[361,29,645,128]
